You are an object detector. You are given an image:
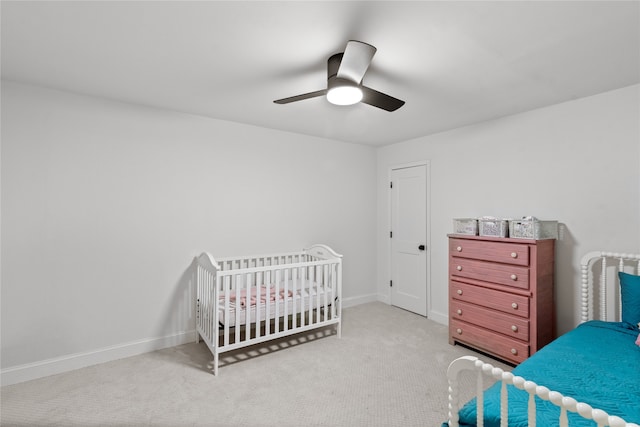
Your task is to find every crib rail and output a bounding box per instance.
[446,356,639,427]
[213,245,341,272]
[195,246,342,376]
[216,251,314,272]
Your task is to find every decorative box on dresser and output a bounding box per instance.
[448,234,555,365]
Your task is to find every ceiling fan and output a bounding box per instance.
[273,40,405,112]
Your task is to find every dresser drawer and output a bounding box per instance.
[450,238,529,266]
[450,300,530,341]
[450,281,529,318]
[450,258,530,290]
[450,319,528,364]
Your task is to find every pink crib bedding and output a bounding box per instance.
[221,285,293,308]
[217,283,330,327]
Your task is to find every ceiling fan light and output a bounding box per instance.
[327,85,363,106]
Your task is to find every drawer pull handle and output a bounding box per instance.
[510,274,517,280]
[456,328,462,335]
[511,302,518,309]
[457,289,463,295]
[457,309,462,315]
[511,325,518,332]
[511,348,518,355]
[456,246,462,252]
[456,265,463,271]
[511,252,518,258]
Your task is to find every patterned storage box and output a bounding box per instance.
[453,218,478,235]
[478,218,509,237]
[509,218,558,239]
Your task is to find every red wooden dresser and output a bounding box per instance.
[448,234,555,364]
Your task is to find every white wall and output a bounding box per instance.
[377,84,640,332]
[1,81,377,383]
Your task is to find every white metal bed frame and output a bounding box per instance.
[195,244,342,376]
[446,251,640,427]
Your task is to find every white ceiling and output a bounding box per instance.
[2,1,639,146]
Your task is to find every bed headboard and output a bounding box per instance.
[580,251,640,323]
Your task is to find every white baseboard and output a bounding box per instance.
[427,310,448,326]
[342,293,379,308]
[376,293,390,305]
[1,330,196,386]
[375,294,448,326]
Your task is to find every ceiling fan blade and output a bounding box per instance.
[361,86,405,112]
[336,40,377,83]
[273,89,327,104]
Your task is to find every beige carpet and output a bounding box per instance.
[1,302,509,426]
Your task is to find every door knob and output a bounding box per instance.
[418,244,426,251]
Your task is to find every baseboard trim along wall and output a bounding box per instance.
[342,293,379,308]
[376,292,390,305]
[1,330,196,386]
[376,293,448,326]
[428,310,448,326]
[2,296,378,386]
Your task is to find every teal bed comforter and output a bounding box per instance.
[443,321,640,427]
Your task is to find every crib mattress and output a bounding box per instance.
[452,321,640,427]
[218,284,335,327]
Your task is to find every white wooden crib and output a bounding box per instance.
[446,251,640,427]
[195,244,342,375]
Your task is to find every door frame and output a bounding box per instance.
[387,160,431,317]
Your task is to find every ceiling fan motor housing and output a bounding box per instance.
[327,52,361,89]
[327,53,343,81]
[327,52,361,91]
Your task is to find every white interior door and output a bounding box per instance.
[390,165,427,316]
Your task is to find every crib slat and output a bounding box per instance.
[323,264,329,322]
[311,265,316,324]
[308,265,314,325]
[274,269,281,334]
[299,266,306,327]
[224,275,231,347]
[310,265,316,324]
[318,265,322,321]
[234,275,241,343]
[292,268,298,329]
[327,265,331,321]
[245,273,251,340]
[265,270,271,335]
[321,264,326,322]
[315,265,321,323]
[283,268,289,333]
[255,271,262,340]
